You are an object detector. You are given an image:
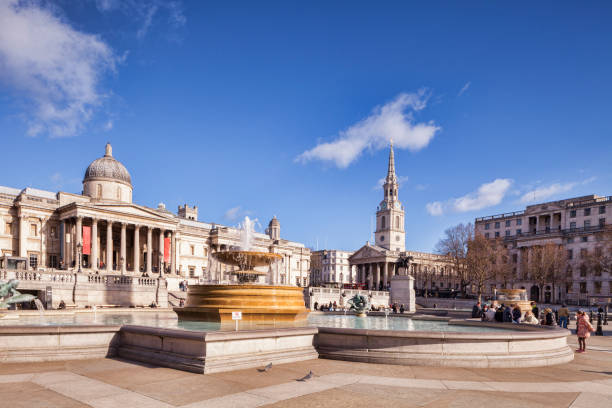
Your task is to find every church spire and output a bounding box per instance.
[386,139,397,183]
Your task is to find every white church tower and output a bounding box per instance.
[375,140,405,251]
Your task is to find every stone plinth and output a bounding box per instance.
[174,284,309,324]
[118,325,318,374]
[389,275,415,312]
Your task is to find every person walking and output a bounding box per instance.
[576,310,595,353]
[558,304,569,329]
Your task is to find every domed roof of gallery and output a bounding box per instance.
[83,143,132,186]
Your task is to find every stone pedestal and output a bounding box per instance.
[389,275,415,312]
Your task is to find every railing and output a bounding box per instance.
[1,269,160,288]
[503,225,608,240]
[475,210,525,222]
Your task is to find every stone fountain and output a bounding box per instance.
[174,217,309,324]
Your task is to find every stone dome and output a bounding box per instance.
[84,143,132,187]
[269,216,280,227]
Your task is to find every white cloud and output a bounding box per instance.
[458,81,471,96]
[520,182,576,204]
[0,0,120,137]
[94,0,186,39]
[426,178,513,216]
[426,201,443,216]
[296,91,441,168]
[104,120,113,131]
[373,175,409,190]
[224,206,242,221]
[415,184,427,191]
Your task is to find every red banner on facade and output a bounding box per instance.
[164,237,170,262]
[82,226,91,255]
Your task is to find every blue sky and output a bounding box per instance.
[1,1,611,252]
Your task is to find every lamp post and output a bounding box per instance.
[76,243,82,273]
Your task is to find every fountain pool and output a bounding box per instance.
[0,311,512,333]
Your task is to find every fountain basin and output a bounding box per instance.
[174,284,309,324]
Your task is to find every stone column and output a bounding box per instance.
[133,225,140,274]
[368,264,373,289]
[173,232,180,275]
[171,232,176,274]
[158,229,165,275]
[91,218,98,270]
[40,217,46,269]
[146,226,153,275]
[383,262,389,289]
[120,222,126,274]
[76,216,82,271]
[60,219,66,268]
[18,214,27,258]
[375,263,381,291]
[106,221,113,272]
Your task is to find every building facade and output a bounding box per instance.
[475,194,612,303]
[0,143,311,306]
[348,142,456,291]
[309,249,355,286]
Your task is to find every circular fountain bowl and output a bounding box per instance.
[174,284,309,324]
[211,250,283,268]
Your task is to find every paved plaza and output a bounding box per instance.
[0,335,610,408]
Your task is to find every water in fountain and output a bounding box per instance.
[239,216,256,250]
[33,299,45,317]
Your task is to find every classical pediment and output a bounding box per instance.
[349,244,388,262]
[95,203,175,220]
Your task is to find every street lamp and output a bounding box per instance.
[76,243,82,273]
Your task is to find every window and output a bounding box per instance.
[495,232,500,238]
[189,266,195,278]
[505,230,510,236]
[29,253,38,269]
[494,222,500,229]
[581,236,588,242]
[49,254,58,268]
[567,237,574,243]
[570,210,576,218]
[97,184,102,199]
[512,254,518,263]
[516,229,522,235]
[505,220,511,227]
[190,245,195,256]
[485,223,490,230]
[381,216,386,229]
[567,249,573,260]
[516,219,522,226]
[396,216,400,228]
[595,281,602,294]
[30,223,37,236]
[584,220,591,228]
[599,218,606,227]
[599,206,606,214]
[5,222,12,235]
[380,235,385,242]
[584,208,591,216]
[570,222,576,229]
[485,233,490,238]
[50,226,57,238]
[580,248,588,259]
[203,247,208,257]
[395,235,400,241]
[580,282,587,293]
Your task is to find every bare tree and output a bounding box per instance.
[587,227,612,275]
[526,246,547,302]
[435,223,473,296]
[541,242,568,303]
[491,241,515,290]
[465,233,496,302]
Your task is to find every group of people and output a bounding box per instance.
[473,301,563,326]
[391,303,406,314]
[178,280,189,292]
[473,301,597,353]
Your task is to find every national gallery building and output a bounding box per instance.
[0,144,310,307]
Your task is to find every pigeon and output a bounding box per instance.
[257,363,273,372]
[297,371,313,381]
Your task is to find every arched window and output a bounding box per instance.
[381,216,386,229]
[396,216,400,228]
[97,184,102,199]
